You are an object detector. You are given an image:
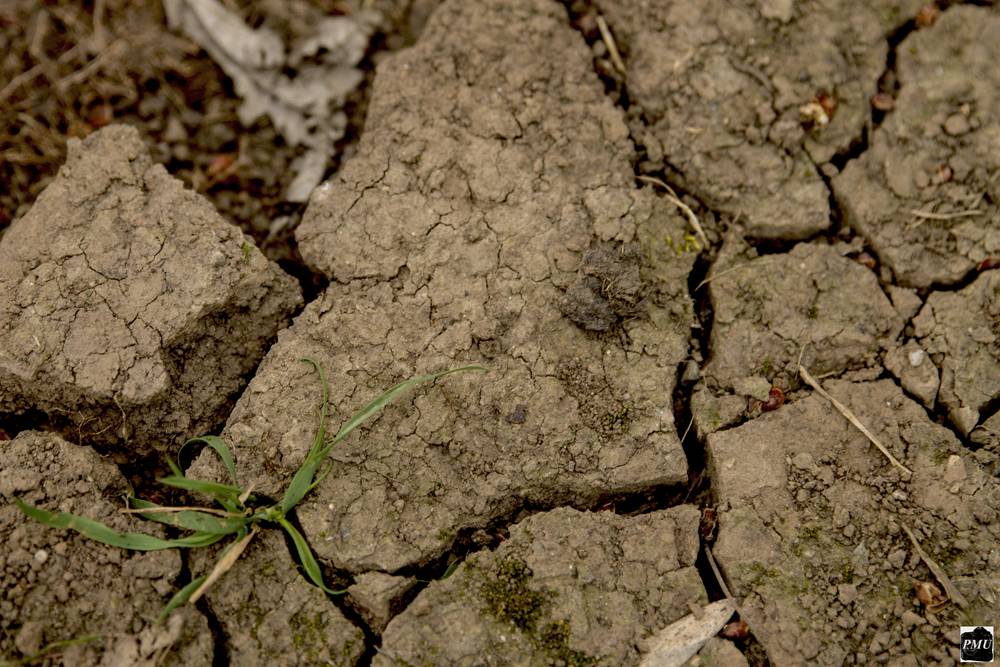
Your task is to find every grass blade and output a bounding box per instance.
[331,366,485,445]
[15,499,226,551]
[157,475,243,505]
[178,435,240,487]
[128,498,247,535]
[157,575,207,623]
[278,517,346,595]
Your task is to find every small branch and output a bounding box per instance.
[908,208,983,221]
[798,365,912,476]
[694,256,773,291]
[595,16,626,75]
[637,175,710,249]
[189,526,259,603]
[705,546,735,600]
[901,523,969,608]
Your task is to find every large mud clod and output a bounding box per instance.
[375,506,706,666]
[704,240,902,394]
[0,431,212,666]
[0,125,302,455]
[709,380,1000,666]
[200,0,696,574]
[911,271,1000,435]
[596,0,923,239]
[834,7,1000,288]
[194,529,365,666]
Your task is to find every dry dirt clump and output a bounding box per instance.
[0,125,302,455]
[833,6,1000,288]
[375,506,705,666]
[702,240,902,397]
[594,0,924,239]
[708,380,1000,666]
[193,529,364,666]
[911,271,1000,437]
[0,431,212,666]
[197,0,696,574]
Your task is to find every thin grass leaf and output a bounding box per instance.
[157,575,207,623]
[277,358,331,515]
[279,365,485,514]
[331,365,486,445]
[178,435,240,487]
[189,526,258,603]
[277,517,346,595]
[128,498,247,535]
[15,499,227,551]
[157,475,243,505]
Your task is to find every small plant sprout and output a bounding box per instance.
[15,358,484,620]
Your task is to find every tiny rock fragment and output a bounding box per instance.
[871,92,895,112]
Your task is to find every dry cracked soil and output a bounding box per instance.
[1,1,999,666]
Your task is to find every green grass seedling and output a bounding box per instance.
[15,358,484,620]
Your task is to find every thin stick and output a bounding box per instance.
[694,256,774,291]
[189,526,259,603]
[798,365,912,475]
[908,208,983,221]
[637,175,710,249]
[595,16,626,75]
[705,546,734,600]
[901,523,969,608]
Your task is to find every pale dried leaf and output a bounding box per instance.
[163,0,373,201]
[640,599,738,667]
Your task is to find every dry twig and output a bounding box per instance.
[637,175,710,249]
[901,523,969,608]
[798,365,912,476]
[595,15,626,75]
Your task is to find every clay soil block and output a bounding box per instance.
[0,125,302,455]
[376,506,706,666]
[200,0,698,576]
[0,431,212,666]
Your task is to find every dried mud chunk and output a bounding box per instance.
[912,271,1000,435]
[221,0,693,573]
[197,529,364,666]
[833,7,1000,288]
[705,242,902,391]
[708,380,999,666]
[560,243,645,331]
[346,572,416,634]
[0,125,302,454]
[0,431,212,666]
[375,506,706,666]
[596,0,921,239]
[884,341,939,409]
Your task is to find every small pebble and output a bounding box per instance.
[943,113,970,136]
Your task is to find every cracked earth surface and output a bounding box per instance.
[1,0,999,665]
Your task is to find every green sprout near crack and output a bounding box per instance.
[14,357,484,620]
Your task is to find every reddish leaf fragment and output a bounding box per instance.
[721,619,750,640]
[762,387,785,412]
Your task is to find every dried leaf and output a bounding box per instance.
[163,0,374,201]
[640,599,737,667]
